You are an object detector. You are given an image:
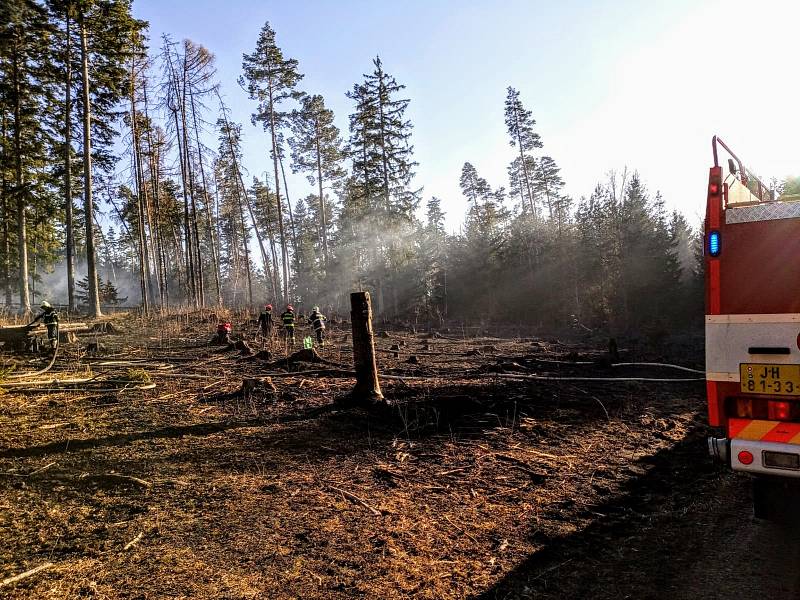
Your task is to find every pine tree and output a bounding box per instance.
[533,156,564,218]
[241,21,303,304]
[504,87,541,215]
[289,94,344,268]
[459,162,491,206]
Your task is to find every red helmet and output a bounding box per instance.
[266,304,272,310]
[287,304,294,311]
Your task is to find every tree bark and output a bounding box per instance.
[79,12,102,318]
[350,291,383,402]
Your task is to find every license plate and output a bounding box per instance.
[740,363,800,395]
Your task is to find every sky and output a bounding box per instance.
[132,0,799,231]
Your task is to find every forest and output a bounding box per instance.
[0,0,728,335]
[5,2,800,598]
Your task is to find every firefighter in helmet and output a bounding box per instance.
[29,300,59,350]
[281,304,295,345]
[258,304,274,337]
[309,305,327,347]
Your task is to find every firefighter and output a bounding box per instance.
[258,304,273,337]
[281,304,295,345]
[29,300,59,350]
[212,322,232,345]
[309,305,327,346]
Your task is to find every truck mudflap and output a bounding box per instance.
[730,438,800,477]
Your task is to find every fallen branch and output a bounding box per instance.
[80,473,152,488]
[329,486,381,516]
[123,531,144,551]
[1,562,54,587]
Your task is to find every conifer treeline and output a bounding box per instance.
[1,7,707,334]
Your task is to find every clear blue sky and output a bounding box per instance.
[133,0,798,231]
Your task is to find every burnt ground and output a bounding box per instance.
[0,311,796,599]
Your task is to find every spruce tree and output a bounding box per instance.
[361,56,418,217]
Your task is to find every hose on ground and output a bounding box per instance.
[7,321,60,380]
[610,362,705,375]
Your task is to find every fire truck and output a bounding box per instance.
[705,136,800,518]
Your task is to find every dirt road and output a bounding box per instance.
[1,313,797,598]
[476,431,800,600]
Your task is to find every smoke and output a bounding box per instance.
[32,259,142,308]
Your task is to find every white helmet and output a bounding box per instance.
[313,306,320,312]
[40,301,52,310]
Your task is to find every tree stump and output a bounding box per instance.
[350,292,383,402]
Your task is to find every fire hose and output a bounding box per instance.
[7,321,60,380]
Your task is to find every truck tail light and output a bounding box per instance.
[768,401,792,421]
[728,398,800,421]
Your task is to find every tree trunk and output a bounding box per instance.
[314,130,329,268]
[172,107,196,307]
[143,86,167,309]
[267,82,289,304]
[1,109,11,306]
[130,52,150,314]
[514,110,535,216]
[217,97,269,306]
[64,7,76,312]
[180,68,204,307]
[79,13,102,317]
[349,291,383,403]
[189,87,222,307]
[278,150,299,259]
[234,182,254,305]
[11,48,31,314]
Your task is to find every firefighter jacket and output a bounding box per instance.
[258,310,273,328]
[31,309,58,327]
[281,311,295,328]
[310,311,326,331]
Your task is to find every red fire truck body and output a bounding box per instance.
[706,137,800,513]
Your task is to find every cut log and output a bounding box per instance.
[234,340,253,356]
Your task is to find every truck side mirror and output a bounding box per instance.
[728,158,737,175]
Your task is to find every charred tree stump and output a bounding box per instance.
[350,292,383,403]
